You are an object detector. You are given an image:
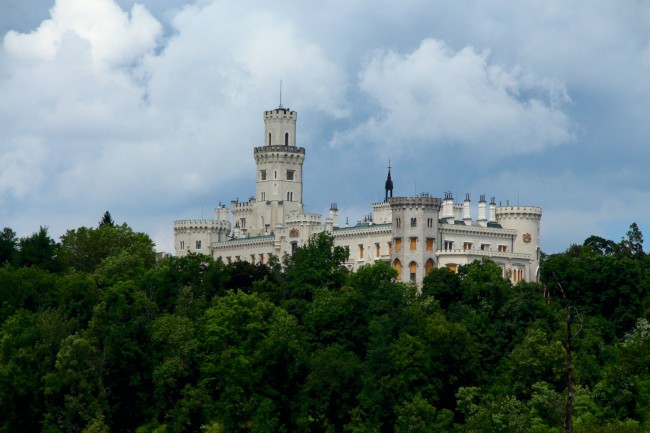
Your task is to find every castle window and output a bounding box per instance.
[260,170,267,180]
[240,218,246,228]
[444,240,453,250]
[274,171,277,179]
[250,254,255,264]
[235,256,241,262]
[410,237,417,250]
[359,244,364,259]
[396,218,401,228]
[425,258,435,274]
[463,242,472,251]
[226,256,231,264]
[285,132,289,146]
[447,264,458,273]
[393,259,402,280]
[426,238,434,252]
[261,192,265,201]
[291,241,298,255]
[180,241,185,250]
[427,218,433,228]
[259,254,264,264]
[409,262,417,281]
[388,242,392,254]
[196,240,202,249]
[481,243,490,251]
[287,191,293,201]
[498,245,507,252]
[411,217,417,227]
[375,243,380,257]
[395,238,402,252]
[268,132,271,146]
[286,170,295,180]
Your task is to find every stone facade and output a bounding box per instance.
[173,106,542,284]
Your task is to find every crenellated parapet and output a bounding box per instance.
[495,206,542,220]
[173,219,231,233]
[285,211,322,225]
[389,195,442,210]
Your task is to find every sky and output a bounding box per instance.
[1,0,649,254]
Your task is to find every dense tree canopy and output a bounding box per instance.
[1,221,649,432]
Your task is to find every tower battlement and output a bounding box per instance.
[495,206,542,220]
[389,196,442,210]
[264,108,297,119]
[263,107,297,147]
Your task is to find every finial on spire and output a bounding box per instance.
[279,80,283,108]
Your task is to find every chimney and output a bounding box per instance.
[489,197,497,223]
[443,192,455,221]
[478,195,487,227]
[463,193,471,224]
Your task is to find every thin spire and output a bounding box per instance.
[385,159,394,202]
[279,80,283,108]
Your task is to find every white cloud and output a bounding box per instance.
[4,0,162,67]
[0,0,349,248]
[332,38,574,160]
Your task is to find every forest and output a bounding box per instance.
[0,213,649,433]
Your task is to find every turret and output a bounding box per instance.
[264,107,297,146]
[495,205,543,281]
[215,203,230,222]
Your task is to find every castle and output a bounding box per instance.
[173,106,542,284]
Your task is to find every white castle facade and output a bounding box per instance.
[173,106,542,284]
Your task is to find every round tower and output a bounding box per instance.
[251,107,305,235]
[495,206,542,280]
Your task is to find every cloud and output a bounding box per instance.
[332,38,574,161]
[0,0,349,250]
[4,0,162,67]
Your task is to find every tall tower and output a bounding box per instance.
[250,107,305,235]
[389,195,441,283]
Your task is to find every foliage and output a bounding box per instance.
[0,222,649,432]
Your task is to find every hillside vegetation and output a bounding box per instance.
[1,218,649,433]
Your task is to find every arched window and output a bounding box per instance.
[285,132,289,146]
[393,259,402,280]
[409,262,417,281]
[411,217,417,227]
[268,132,272,146]
[425,259,435,274]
